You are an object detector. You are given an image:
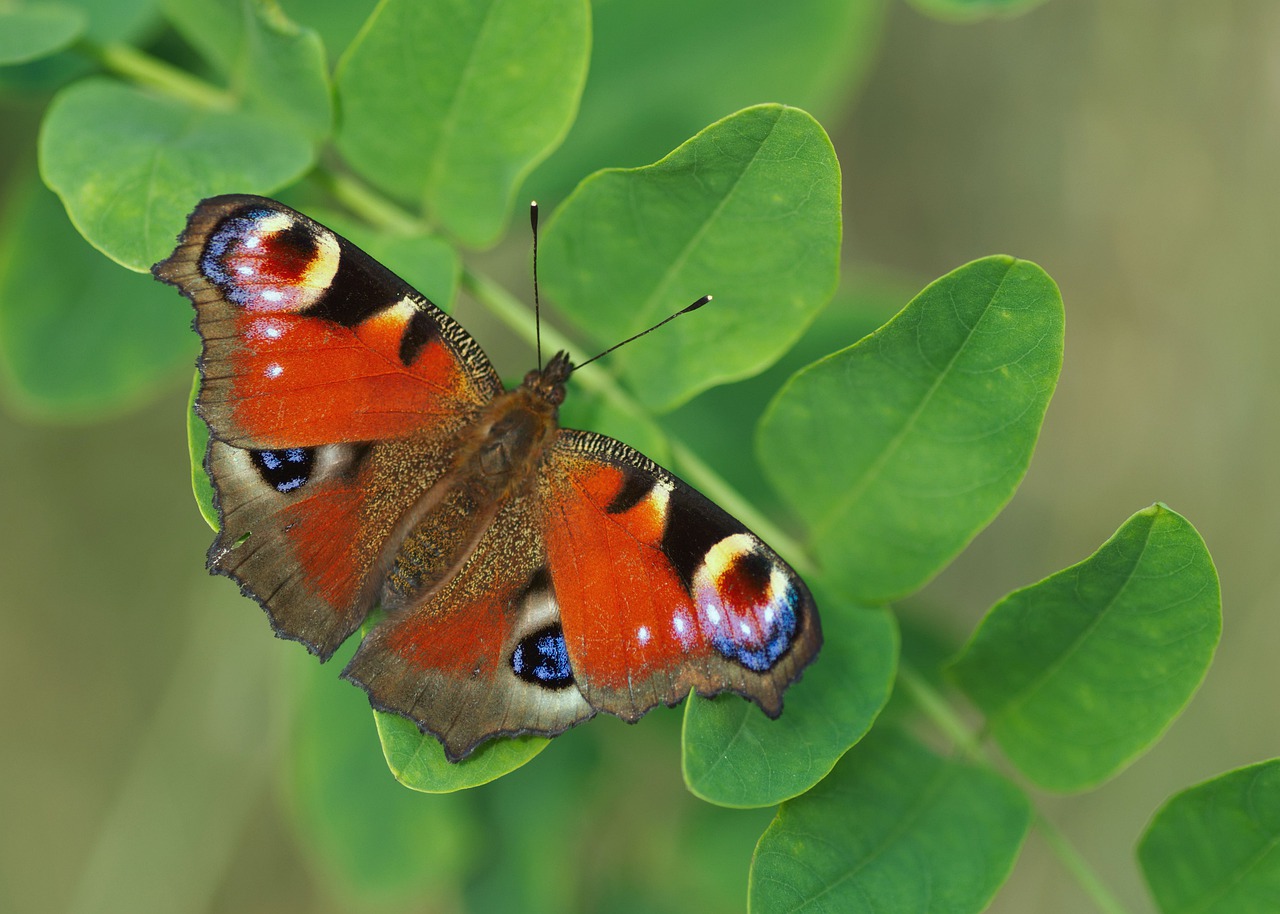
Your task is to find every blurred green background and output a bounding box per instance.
[1,1,1276,912]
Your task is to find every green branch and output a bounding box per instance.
[81,41,235,110]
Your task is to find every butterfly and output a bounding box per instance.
[153,195,821,762]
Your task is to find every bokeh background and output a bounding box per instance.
[2,1,1277,912]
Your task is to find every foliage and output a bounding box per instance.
[0,1,1257,912]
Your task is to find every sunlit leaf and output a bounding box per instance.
[373,711,549,793]
[950,504,1221,792]
[759,256,1064,603]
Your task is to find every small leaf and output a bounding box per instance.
[159,0,331,141]
[683,603,896,808]
[40,78,315,270]
[335,0,590,247]
[1139,759,1280,914]
[542,104,841,413]
[185,373,217,530]
[373,710,549,793]
[750,727,1030,914]
[288,643,479,901]
[908,0,1048,23]
[0,3,86,65]
[759,256,1064,603]
[949,504,1222,792]
[0,178,194,417]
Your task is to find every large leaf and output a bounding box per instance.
[40,79,315,270]
[759,256,1064,603]
[159,0,331,142]
[0,3,85,65]
[683,603,896,808]
[542,104,841,413]
[950,504,1221,792]
[531,0,886,198]
[335,0,590,247]
[1139,759,1280,914]
[0,179,194,418]
[750,728,1030,914]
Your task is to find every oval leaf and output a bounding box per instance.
[542,104,842,413]
[185,372,217,529]
[1139,759,1280,914]
[949,504,1222,792]
[750,727,1030,914]
[39,78,315,270]
[0,3,86,65]
[374,710,549,793]
[335,0,589,247]
[0,179,194,417]
[759,256,1064,603]
[683,604,896,808]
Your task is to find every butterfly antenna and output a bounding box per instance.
[530,201,543,372]
[571,295,713,373]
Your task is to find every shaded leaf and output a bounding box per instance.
[532,0,886,200]
[335,0,590,247]
[287,641,479,902]
[0,178,194,418]
[683,603,896,808]
[0,3,85,65]
[750,727,1030,914]
[542,104,841,413]
[39,78,315,270]
[759,256,1064,603]
[184,373,216,530]
[950,504,1221,792]
[159,0,331,141]
[1139,759,1280,914]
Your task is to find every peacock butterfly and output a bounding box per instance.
[153,195,821,762]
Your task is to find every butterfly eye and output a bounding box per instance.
[510,623,575,689]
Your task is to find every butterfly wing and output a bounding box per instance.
[154,196,502,658]
[541,430,821,722]
[342,495,596,762]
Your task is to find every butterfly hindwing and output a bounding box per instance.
[541,430,821,722]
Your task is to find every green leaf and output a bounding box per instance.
[683,604,896,808]
[373,710,549,793]
[532,0,886,199]
[39,78,315,270]
[542,104,841,413]
[750,727,1030,914]
[0,3,86,65]
[159,0,331,141]
[288,642,479,902]
[908,0,1048,23]
[278,0,375,62]
[949,504,1221,792]
[0,178,194,418]
[1139,759,1280,914]
[185,373,217,530]
[759,256,1064,603]
[335,0,590,247]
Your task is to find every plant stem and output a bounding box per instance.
[1035,812,1134,914]
[320,170,429,236]
[83,41,235,110]
[897,662,1135,914]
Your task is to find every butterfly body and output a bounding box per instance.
[155,195,820,761]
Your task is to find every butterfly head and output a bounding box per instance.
[522,350,572,406]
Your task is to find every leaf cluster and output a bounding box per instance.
[0,2,1268,913]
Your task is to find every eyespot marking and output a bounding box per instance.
[511,623,574,690]
[250,446,315,494]
[693,534,799,672]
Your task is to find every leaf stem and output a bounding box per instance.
[81,41,235,110]
[318,169,429,236]
[897,661,1135,914]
